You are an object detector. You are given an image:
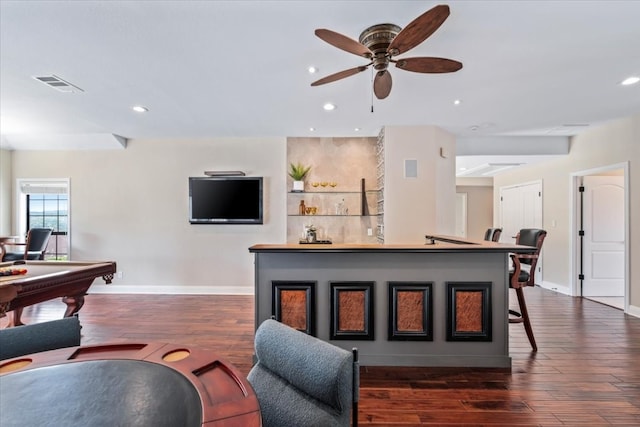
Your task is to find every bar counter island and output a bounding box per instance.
[249,236,535,369]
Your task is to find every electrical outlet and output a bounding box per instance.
[367,228,373,236]
[117,271,123,279]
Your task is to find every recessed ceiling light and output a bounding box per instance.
[459,167,467,171]
[308,66,318,74]
[621,76,639,86]
[132,105,148,113]
[323,103,336,111]
[309,127,316,132]
[453,99,462,105]
[354,127,361,132]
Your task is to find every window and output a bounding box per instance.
[27,193,68,260]
[17,179,70,260]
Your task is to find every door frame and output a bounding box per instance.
[570,162,629,311]
[455,192,467,238]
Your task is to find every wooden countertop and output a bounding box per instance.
[249,235,534,254]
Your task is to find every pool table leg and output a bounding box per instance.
[6,308,25,327]
[4,293,87,328]
[62,293,86,318]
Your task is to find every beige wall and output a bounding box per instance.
[456,184,493,240]
[5,115,637,305]
[10,138,286,293]
[383,126,456,243]
[493,113,639,314]
[0,149,11,235]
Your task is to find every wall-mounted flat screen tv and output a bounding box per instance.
[189,176,263,224]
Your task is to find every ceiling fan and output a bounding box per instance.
[311,4,462,99]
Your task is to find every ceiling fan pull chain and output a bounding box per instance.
[370,67,375,113]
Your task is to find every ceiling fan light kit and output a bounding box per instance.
[311,4,462,99]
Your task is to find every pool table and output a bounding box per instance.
[0,260,116,325]
[0,342,261,426]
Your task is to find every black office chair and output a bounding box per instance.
[0,228,53,261]
[484,228,502,242]
[509,228,547,351]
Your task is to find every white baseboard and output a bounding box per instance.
[89,284,254,295]
[627,304,640,318]
[539,281,571,296]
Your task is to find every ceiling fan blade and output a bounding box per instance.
[395,57,463,73]
[311,65,369,86]
[373,70,392,99]
[387,5,450,56]
[315,29,373,58]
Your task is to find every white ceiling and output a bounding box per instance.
[1,1,639,175]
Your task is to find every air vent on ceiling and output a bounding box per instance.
[32,75,84,93]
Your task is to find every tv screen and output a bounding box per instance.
[189,177,263,224]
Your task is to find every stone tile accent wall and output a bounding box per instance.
[287,137,379,243]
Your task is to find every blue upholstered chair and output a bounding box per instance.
[0,227,53,261]
[0,315,81,360]
[248,319,359,427]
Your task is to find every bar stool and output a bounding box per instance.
[484,228,502,242]
[509,229,547,351]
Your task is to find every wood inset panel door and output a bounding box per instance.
[272,281,316,335]
[388,282,433,341]
[446,282,492,342]
[330,282,375,340]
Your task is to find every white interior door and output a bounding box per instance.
[581,176,625,296]
[500,186,519,243]
[500,181,543,280]
[499,181,542,242]
[455,193,467,238]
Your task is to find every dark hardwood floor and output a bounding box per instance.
[3,286,639,426]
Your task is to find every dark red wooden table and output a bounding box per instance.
[0,342,261,426]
